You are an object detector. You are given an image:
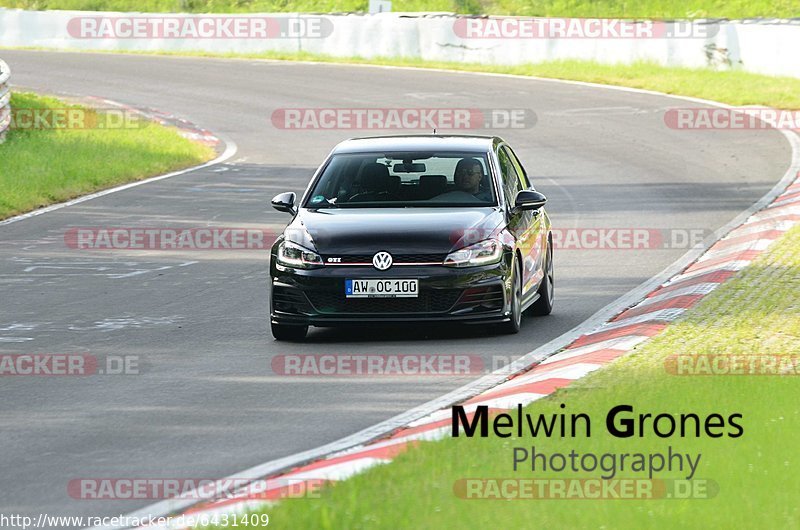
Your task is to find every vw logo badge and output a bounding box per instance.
[372,251,393,271]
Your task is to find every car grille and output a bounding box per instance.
[325,253,446,265]
[307,289,461,314]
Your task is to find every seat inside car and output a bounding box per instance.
[349,163,394,201]
[387,175,402,194]
[417,175,448,199]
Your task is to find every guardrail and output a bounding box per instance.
[0,59,10,143]
[1,11,800,78]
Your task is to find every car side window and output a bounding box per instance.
[497,146,523,206]
[504,146,531,189]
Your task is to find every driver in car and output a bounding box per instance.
[454,158,493,202]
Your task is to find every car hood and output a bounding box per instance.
[285,207,505,256]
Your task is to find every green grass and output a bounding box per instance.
[260,54,800,110]
[2,0,798,18]
[0,92,214,219]
[238,225,800,528]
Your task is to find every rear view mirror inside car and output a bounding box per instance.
[393,162,427,173]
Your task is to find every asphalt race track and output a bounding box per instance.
[0,50,792,520]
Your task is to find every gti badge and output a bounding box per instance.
[372,251,393,271]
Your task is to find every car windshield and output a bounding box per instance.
[304,151,497,208]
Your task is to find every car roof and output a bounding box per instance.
[331,135,500,154]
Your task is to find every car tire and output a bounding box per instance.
[499,259,522,334]
[528,238,554,316]
[271,321,308,341]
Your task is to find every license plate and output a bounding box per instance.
[345,279,418,298]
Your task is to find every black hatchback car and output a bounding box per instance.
[269,135,553,340]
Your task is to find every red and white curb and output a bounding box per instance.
[133,172,800,529]
[86,96,222,148]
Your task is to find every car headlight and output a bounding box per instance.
[444,239,503,268]
[277,240,323,269]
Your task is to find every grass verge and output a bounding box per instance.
[0,92,214,220]
[271,54,800,109]
[1,0,798,19]
[246,225,800,528]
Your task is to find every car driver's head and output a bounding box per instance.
[454,158,484,194]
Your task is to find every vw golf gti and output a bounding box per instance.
[269,135,554,341]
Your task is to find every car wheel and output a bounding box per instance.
[271,321,308,341]
[528,238,554,316]
[499,259,522,334]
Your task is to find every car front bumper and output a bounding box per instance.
[270,255,514,327]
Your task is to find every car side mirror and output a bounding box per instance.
[271,192,297,215]
[513,190,547,212]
